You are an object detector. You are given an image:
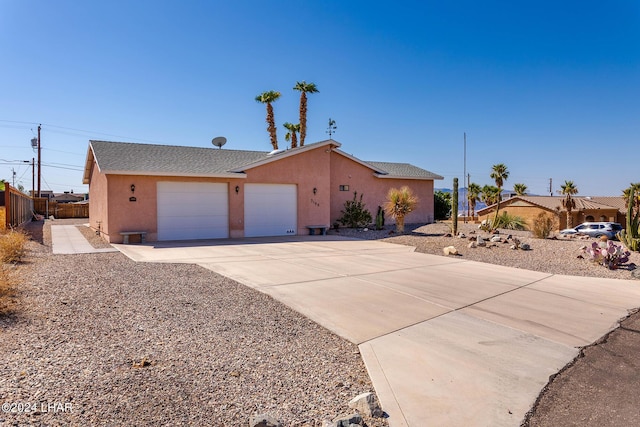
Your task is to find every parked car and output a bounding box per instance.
[560,222,623,239]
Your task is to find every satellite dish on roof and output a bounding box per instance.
[211,136,227,149]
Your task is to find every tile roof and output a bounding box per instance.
[476,195,624,215]
[85,140,443,182]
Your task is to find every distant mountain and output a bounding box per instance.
[435,187,488,212]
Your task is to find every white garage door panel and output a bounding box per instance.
[157,182,229,240]
[245,184,297,237]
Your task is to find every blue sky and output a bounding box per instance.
[1,0,638,195]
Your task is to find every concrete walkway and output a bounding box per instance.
[51,224,118,254]
[111,237,640,426]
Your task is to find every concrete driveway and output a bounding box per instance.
[115,236,640,426]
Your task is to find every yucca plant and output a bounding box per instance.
[384,186,419,233]
[492,212,527,230]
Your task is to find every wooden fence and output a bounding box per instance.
[0,184,34,230]
[33,198,89,219]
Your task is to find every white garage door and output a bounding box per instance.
[157,182,229,240]
[245,184,297,237]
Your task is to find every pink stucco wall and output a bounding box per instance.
[87,143,437,242]
[329,152,435,226]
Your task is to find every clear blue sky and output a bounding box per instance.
[1,0,638,196]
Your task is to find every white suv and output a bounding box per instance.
[560,222,623,239]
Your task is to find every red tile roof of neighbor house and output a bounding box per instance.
[83,139,443,184]
[476,195,625,215]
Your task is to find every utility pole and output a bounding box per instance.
[31,158,35,198]
[463,132,466,223]
[549,178,552,196]
[11,168,16,187]
[37,124,41,198]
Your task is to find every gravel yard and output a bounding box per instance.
[331,222,640,281]
[1,220,386,427]
[3,219,639,426]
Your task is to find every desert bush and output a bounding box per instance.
[0,229,29,263]
[490,212,527,230]
[532,212,557,239]
[338,192,372,228]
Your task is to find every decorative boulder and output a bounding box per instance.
[250,414,283,427]
[490,236,502,243]
[348,392,384,418]
[331,413,363,427]
[468,241,477,249]
[443,246,458,256]
[476,236,486,247]
[457,233,466,239]
[519,243,531,250]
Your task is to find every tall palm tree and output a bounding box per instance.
[283,122,300,148]
[467,183,482,218]
[255,91,281,150]
[560,180,579,228]
[513,183,528,196]
[490,163,509,226]
[293,81,319,147]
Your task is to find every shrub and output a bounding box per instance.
[489,212,527,230]
[582,240,630,269]
[338,192,372,228]
[434,191,451,220]
[0,229,29,263]
[532,212,557,239]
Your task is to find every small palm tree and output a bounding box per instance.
[467,183,482,218]
[283,122,300,148]
[255,91,281,150]
[623,183,640,212]
[481,185,500,206]
[560,180,579,228]
[384,186,418,233]
[293,81,319,147]
[490,163,509,226]
[513,183,528,196]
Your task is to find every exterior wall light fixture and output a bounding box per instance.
[313,187,317,195]
[235,185,240,194]
[130,184,135,193]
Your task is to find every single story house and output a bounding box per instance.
[476,195,627,230]
[83,139,443,243]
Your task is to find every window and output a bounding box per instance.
[339,185,349,191]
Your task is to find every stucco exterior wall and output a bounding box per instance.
[477,204,618,230]
[88,160,109,237]
[329,153,435,226]
[245,146,332,235]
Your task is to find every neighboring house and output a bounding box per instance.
[52,192,85,203]
[476,195,627,230]
[82,139,443,243]
[30,190,55,200]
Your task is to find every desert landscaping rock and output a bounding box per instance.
[348,392,384,418]
[1,220,388,427]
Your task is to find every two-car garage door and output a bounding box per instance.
[157,182,297,240]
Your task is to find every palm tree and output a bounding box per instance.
[384,186,419,233]
[293,81,319,147]
[255,91,281,150]
[490,163,509,226]
[467,183,482,218]
[623,183,640,212]
[560,180,579,228]
[481,185,500,206]
[283,122,300,149]
[513,183,528,196]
